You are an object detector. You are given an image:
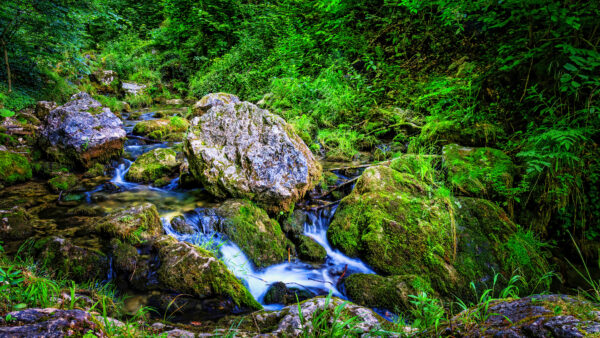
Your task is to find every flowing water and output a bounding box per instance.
[83,106,376,311]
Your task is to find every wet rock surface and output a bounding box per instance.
[0,308,99,337]
[126,147,181,184]
[441,295,600,337]
[184,97,321,211]
[192,92,240,116]
[263,282,314,305]
[39,92,126,168]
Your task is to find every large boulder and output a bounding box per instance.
[441,295,600,337]
[0,150,32,186]
[39,92,126,169]
[184,98,321,212]
[192,92,240,116]
[328,160,550,302]
[154,236,261,312]
[216,199,293,268]
[126,148,181,184]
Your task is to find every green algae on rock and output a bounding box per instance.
[125,148,180,184]
[0,150,32,186]
[95,202,164,244]
[216,199,293,268]
[442,143,516,198]
[154,236,261,311]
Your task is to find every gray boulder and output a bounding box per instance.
[39,92,126,169]
[90,70,121,95]
[192,92,240,116]
[184,98,321,212]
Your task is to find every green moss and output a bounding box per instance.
[442,143,516,198]
[132,118,189,140]
[217,199,293,268]
[417,119,504,148]
[37,237,109,282]
[84,163,105,178]
[297,235,327,263]
[0,151,32,185]
[345,273,433,311]
[47,173,78,192]
[126,148,180,183]
[155,236,261,311]
[95,203,163,244]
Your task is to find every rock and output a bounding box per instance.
[47,172,79,193]
[133,117,189,141]
[0,308,100,337]
[417,119,505,148]
[95,203,164,244]
[35,101,57,120]
[328,164,550,299]
[0,150,32,186]
[122,101,131,112]
[192,92,240,116]
[170,215,195,234]
[166,99,184,105]
[345,273,430,311]
[442,143,516,198]
[36,236,109,282]
[253,297,389,336]
[184,100,321,212]
[263,282,314,305]
[281,209,307,240]
[126,148,181,184]
[441,295,600,337]
[216,199,293,268]
[39,92,126,169]
[16,111,41,125]
[154,236,261,311]
[297,235,326,264]
[0,206,37,241]
[83,163,106,178]
[110,239,157,291]
[90,70,121,95]
[122,82,146,96]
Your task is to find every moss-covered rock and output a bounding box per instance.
[280,209,307,240]
[345,273,433,311]
[327,165,454,292]
[217,199,293,268]
[442,143,516,198]
[110,238,155,291]
[132,117,189,141]
[0,206,37,241]
[95,203,164,244]
[417,119,504,148]
[47,172,79,193]
[83,163,106,178]
[125,148,181,184]
[328,165,551,300]
[36,236,109,282]
[0,150,32,186]
[154,236,261,311]
[297,235,326,264]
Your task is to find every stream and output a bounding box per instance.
[83,107,376,313]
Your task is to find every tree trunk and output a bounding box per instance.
[2,42,11,93]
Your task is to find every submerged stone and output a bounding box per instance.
[184,99,321,212]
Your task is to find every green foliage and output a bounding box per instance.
[408,291,445,333]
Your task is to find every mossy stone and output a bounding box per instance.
[345,273,433,311]
[47,172,79,192]
[37,236,109,282]
[0,150,32,185]
[95,203,164,244]
[217,199,294,268]
[417,119,504,148]
[297,235,326,264]
[126,148,180,183]
[132,118,189,141]
[442,143,516,198]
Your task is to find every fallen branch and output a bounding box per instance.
[314,177,359,200]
